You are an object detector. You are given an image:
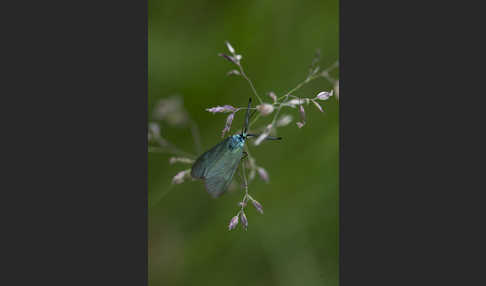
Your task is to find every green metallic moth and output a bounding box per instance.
[191,98,281,197]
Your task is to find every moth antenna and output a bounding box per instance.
[242,98,252,135]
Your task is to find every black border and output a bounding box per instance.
[6,0,148,284]
[340,0,483,285]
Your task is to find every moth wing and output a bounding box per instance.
[204,147,243,197]
[204,176,229,198]
[191,138,230,179]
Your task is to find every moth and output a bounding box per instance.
[191,98,281,197]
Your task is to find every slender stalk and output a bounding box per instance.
[242,157,249,197]
[277,75,315,101]
[236,155,251,216]
[238,63,263,104]
[269,95,289,131]
[277,60,339,101]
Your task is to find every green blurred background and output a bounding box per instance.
[148,0,338,285]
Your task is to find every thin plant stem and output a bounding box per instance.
[269,95,289,132]
[242,156,249,197]
[277,60,339,101]
[237,158,250,216]
[277,75,316,101]
[238,63,263,104]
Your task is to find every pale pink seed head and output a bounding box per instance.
[254,124,273,146]
[218,53,237,64]
[276,115,293,127]
[225,41,235,54]
[240,212,248,230]
[252,200,264,214]
[221,112,235,138]
[153,96,188,125]
[169,157,194,165]
[172,169,190,184]
[299,105,306,123]
[227,70,240,76]
[256,103,275,116]
[228,215,239,231]
[311,99,324,112]
[257,167,269,183]
[268,92,277,103]
[316,90,333,101]
[206,105,236,113]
